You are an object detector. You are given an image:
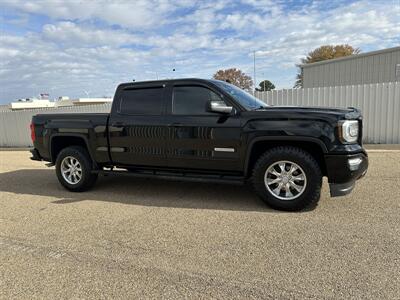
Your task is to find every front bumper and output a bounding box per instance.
[325,152,368,197]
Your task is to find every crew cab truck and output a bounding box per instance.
[30,79,368,211]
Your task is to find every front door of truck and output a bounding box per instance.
[165,83,243,172]
[108,83,168,167]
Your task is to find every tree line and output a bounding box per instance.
[212,44,360,91]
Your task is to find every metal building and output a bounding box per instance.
[301,46,400,88]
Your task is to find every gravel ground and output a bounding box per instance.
[0,151,399,299]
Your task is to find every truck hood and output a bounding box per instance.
[254,106,362,120]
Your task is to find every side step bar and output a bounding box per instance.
[92,169,245,185]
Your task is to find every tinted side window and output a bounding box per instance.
[120,87,164,115]
[172,86,223,115]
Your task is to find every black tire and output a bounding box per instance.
[55,146,98,192]
[251,146,322,211]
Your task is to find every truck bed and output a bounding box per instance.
[33,113,109,125]
[32,113,110,164]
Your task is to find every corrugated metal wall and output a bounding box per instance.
[0,104,111,147]
[255,82,400,144]
[0,82,399,147]
[302,47,400,88]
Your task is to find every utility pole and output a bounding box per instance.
[253,51,256,92]
[261,72,266,92]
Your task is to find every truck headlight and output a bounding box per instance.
[339,120,359,143]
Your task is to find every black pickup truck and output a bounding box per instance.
[30,78,368,211]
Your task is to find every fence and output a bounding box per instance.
[0,104,112,147]
[0,82,399,147]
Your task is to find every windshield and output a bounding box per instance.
[211,80,268,110]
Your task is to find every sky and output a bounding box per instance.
[0,0,399,103]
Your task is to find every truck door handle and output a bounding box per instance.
[112,122,125,127]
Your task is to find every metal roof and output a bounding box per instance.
[301,46,400,68]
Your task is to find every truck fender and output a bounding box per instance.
[49,133,96,165]
[243,136,328,177]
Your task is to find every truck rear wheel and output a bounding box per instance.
[55,146,98,192]
[251,146,322,211]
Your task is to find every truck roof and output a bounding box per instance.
[118,78,220,88]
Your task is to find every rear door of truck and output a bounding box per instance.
[108,82,168,167]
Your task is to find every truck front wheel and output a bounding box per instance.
[251,146,322,211]
[55,146,98,192]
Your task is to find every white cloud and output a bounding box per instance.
[3,0,164,28]
[0,0,399,101]
[42,22,140,47]
[2,0,204,30]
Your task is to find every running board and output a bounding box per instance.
[92,169,244,185]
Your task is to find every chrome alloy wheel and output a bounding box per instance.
[61,156,82,185]
[264,160,307,200]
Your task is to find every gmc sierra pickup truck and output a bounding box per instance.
[30,78,368,211]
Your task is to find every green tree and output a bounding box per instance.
[213,68,253,91]
[256,80,275,91]
[294,44,361,88]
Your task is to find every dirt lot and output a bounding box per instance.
[0,150,399,299]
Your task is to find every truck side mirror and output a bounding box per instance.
[208,100,233,114]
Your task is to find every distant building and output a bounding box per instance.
[10,98,55,110]
[301,46,400,88]
[0,104,11,112]
[55,97,113,107]
[9,96,112,110]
